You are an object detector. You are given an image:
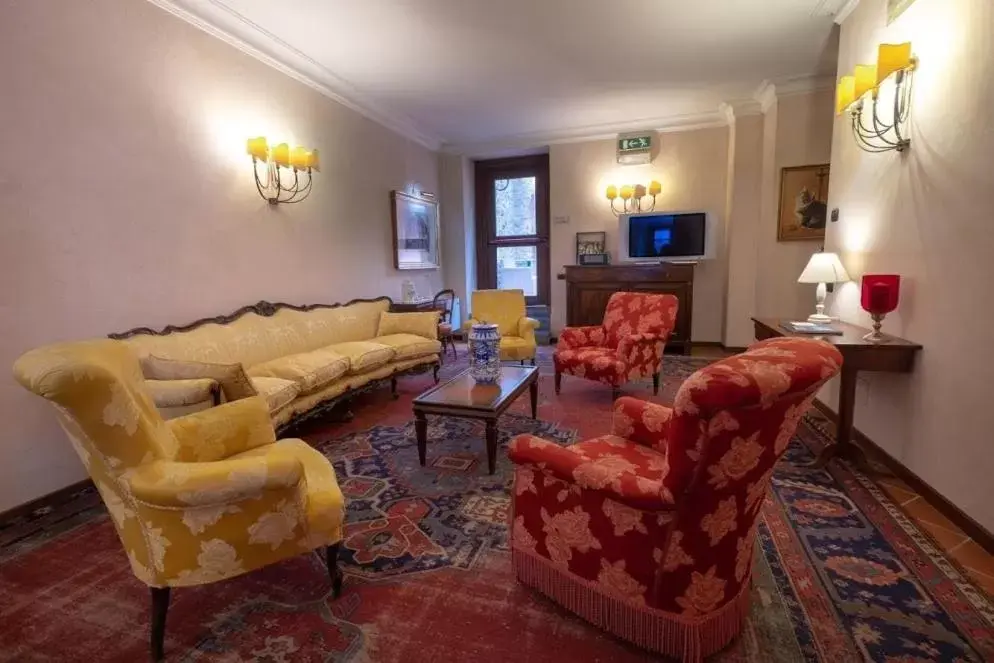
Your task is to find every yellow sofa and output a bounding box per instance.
[112,297,441,430]
[464,289,539,363]
[12,339,346,661]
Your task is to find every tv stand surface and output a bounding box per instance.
[562,263,694,355]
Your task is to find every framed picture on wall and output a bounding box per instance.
[391,190,440,270]
[777,164,830,242]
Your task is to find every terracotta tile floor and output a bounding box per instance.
[875,474,994,595]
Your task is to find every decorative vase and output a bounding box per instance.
[469,323,501,384]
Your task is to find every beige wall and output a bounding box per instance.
[825,0,994,531]
[549,129,730,340]
[756,90,837,321]
[0,0,441,511]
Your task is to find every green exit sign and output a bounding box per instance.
[618,135,651,152]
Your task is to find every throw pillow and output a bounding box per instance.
[141,356,257,402]
[377,311,440,340]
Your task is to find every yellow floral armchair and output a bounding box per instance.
[13,339,345,661]
[464,289,539,363]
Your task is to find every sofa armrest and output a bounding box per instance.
[146,378,220,408]
[166,396,276,462]
[612,397,673,449]
[125,454,303,508]
[508,434,676,511]
[557,325,606,350]
[462,317,480,335]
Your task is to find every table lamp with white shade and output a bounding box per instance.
[797,252,850,322]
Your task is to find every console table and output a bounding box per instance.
[752,317,922,470]
[560,263,694,354]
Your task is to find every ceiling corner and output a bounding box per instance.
[834,0,861,24]
[144,0,443,151]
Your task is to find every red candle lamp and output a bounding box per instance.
[860,274,900,342]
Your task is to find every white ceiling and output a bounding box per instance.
[156,0,843,151]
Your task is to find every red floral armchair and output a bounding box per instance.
[509,338,842,661]
[554,292,679,398]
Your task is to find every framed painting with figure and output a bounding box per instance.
[391,190,440,270]
[777,164,830,242]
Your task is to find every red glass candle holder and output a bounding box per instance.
[860,274,900,342]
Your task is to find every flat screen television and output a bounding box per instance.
[618,212,709,262]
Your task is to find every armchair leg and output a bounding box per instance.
[326,543,344,599]
[150,587,170,662]
[432,363,440,384]
[554,371,562,395]
[530,358,536,366]
[390,376,399,399]
[449,339,458,360]
[653,372,660,395]
[520,359,525,366]
[439,338,446,365]
[612,387,621,401]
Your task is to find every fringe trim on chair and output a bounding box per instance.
[512,548,750,663]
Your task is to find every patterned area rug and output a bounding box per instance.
[1,351,992,661]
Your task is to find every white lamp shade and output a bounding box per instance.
[798,252,851,284]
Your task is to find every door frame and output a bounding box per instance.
[474,154,550,306]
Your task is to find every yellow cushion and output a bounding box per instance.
[146,378,217,408]
[325,341,396,374]
[499,335,537,361]
[374,333,442,361]
[141,355,257,401]
[249,376,300,413]
[377,311,440,340]
[248,348,349,395]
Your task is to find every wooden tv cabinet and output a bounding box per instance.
[560,263,694,355]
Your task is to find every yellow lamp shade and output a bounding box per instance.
[634,183,646,198]
[605,185,618,200]
[836,76,856,115]
[307,149,320,172]
[246,136,269,160]
[648,180,661,196]
[877,42,913,84]
[620,185,633,200]
[271,143,290,167]
[854,64,878,99]
[289,146,309,170]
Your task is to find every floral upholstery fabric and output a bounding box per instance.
[12,339,345,590]
[509,337,843,660]
[554,292,679,389]
[249,377,300,414]
[376,311,440,340]
[324,341,395,374]
[145,378,217,408]
[247,347,349,395]
[464,289,538,361]
[373,333,442,361]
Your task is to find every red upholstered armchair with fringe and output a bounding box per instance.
[508,338,843,661]
[554,292,679,399]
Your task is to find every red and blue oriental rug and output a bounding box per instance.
[1,355,992,661]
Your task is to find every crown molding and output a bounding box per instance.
[442,110,729,158]
[144,0,443,150]
[719,100,763,126]
[774,75,836,97]
[834,0,861,24]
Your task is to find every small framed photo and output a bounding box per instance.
[576,231,606,262]
[391,190,440,270]
[777,164,830,242]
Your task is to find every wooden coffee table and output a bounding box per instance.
[412,366,539,474]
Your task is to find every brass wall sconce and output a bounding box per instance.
[836,42,917,153]
[246,137,319,204]
[605,180,661,216]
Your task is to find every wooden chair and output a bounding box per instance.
[433,289,457,362]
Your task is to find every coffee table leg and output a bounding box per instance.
[415,411,427,466]
[530,379,538,419]
[486,420,497,475]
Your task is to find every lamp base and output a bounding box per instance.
[807,313,832,323]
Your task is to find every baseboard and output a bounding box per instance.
[0,477,95,524]
[812,399,994,555]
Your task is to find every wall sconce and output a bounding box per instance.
[246,136,320,204]
[836,42,917,153]
[605,180,661,216]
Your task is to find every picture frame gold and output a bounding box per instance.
[776,164,830,242]
[391,190,440,270]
